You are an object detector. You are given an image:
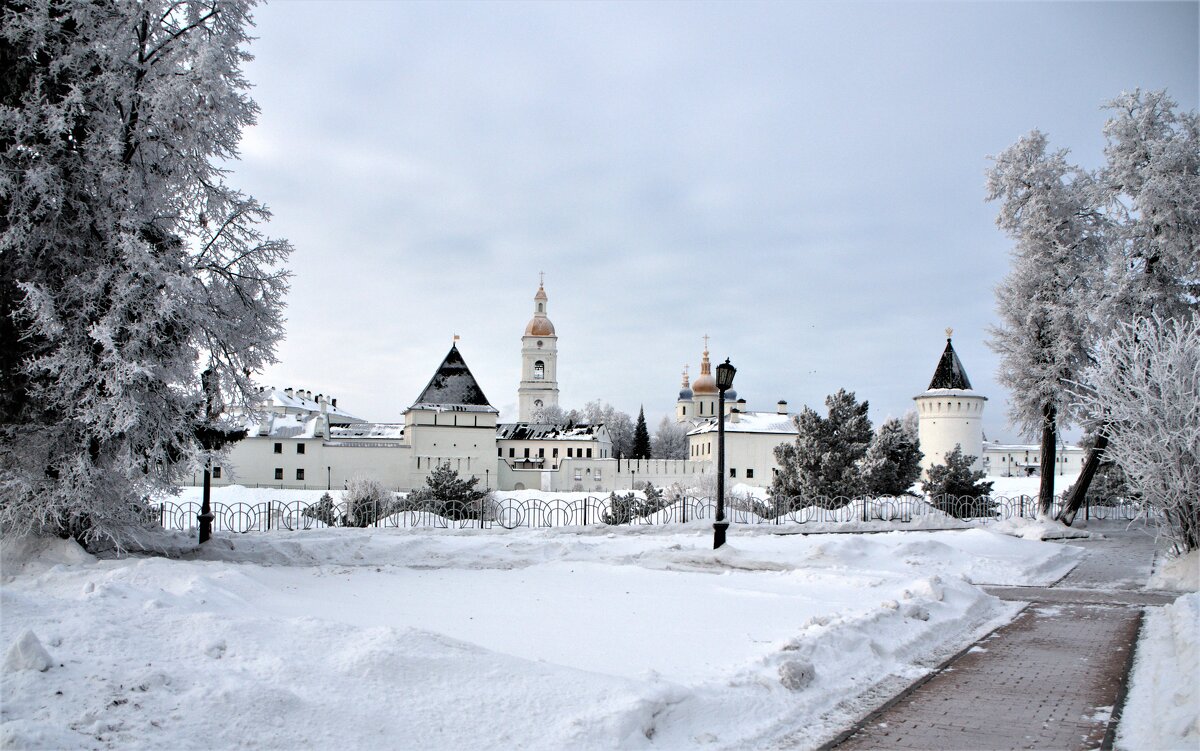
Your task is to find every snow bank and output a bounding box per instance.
[1149,549,1200,592]
[0,536,94,581]
[1117,592,1199,750]
[990,516,1092,541]
[0,526,1082,749]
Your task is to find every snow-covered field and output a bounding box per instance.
[2,524,1084,750]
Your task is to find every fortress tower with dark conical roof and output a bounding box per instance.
[913,329,987,475]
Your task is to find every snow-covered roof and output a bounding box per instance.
[497,422,609,442]
[410,345,499,414]
[687,411,799,437]
[927,337,973,390]
[983,441,1082,452]
[331,423,405,440]
[258,388,365,424]
[246,413,324,439]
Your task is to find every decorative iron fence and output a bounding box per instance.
[156,493,1147,534]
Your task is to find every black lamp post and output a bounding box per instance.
[714,358,736,549]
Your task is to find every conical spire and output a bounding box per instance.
[411,343,498,411]
[927,332,973,390]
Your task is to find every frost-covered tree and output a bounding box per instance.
[987,130,1103,517]
[1061,91,1200,522]
[531,403,568,427]
[1073,315,1199,554]
[652,416,688,460]
[583,401,634,459]
[342,477,395,528]
[770,389,872,509]
[0,0,292,546]
[860,417,923,497]
[631,407,651,460]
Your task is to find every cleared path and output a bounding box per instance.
[824,521,1173,751]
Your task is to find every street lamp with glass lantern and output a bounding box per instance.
[714,358,736,549]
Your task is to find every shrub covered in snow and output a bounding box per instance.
[403,462,489,521]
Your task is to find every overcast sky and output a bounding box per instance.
[229,0,1198,442]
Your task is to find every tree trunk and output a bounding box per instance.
[1037,403,1057,518]
[1056,429,1109,525]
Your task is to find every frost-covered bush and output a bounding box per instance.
[342,478,397,528]
[1074,315,1200,553]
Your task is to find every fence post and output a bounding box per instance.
[159,503,164,528]
[583,498,588,527]
[480,495,485,530]
[267,501,272,532]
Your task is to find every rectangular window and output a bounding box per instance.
[509,448,515,458]
[212,467,222,479]
[586,448,592,458]
[274,442,282,454]
[730,468,737,478]
[538,448,544,458]
[553,448,559,458]
[746,469,754,479]
[498,447,502,457]
[524,448,530,458]
[567,448,573,458]
[296,469,305,481]
[297,443,305,455]
[274,468,283,480]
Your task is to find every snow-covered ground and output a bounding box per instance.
[1118,591,1200,751]
[2,524,1083,750]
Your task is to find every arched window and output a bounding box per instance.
[534,360,545,380]
[537,303,544,313]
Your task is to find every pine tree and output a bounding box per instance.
[861,418,924,497]
[922,446,995,518]
[407,462,488,521]
[770,389,872,509]
[0,0,292,546]
[987,130,1103,517]
[631,406,652,460]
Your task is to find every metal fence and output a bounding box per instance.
[157,493,1147,534]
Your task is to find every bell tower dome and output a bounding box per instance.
[518,276,559,422]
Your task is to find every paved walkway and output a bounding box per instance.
[824,521,1176,751]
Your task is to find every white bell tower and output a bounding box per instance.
[518,275,559,422]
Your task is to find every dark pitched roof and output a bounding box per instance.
[410,345,498,413]
[928,338,973,390]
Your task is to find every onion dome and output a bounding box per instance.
[691,345,718,395]
[724,388,738,402]
[525,281,556,336]
[678,367,693,401]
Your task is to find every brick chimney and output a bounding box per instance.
[777,400,788,415]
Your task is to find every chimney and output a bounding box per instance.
[777,400,788,414]
[331,397,338,409]
[730,408,741,424]
[285,387,294,399]
[737,398,747,414]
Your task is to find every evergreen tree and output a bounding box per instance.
[861,418,924,497]
[407,462,488,521]
[0,0,292,546]
[922,446,995,518]
[987,130,1103,517]
[770,389,872,509]
[652,416,688,460]
[631,406,652,460]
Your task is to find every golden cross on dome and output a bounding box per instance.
[539,271,545,287]
[945,327,954,339]
[703,333,710,352]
